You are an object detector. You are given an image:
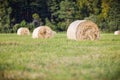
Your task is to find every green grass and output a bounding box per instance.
[0,33,120,80]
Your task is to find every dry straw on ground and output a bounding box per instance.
[114,30,120,35]
[67,20,100,40]
[17,27,30,36]
[32,26,56,39]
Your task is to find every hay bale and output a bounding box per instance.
[114,30,120,35]
[51,31,56,37]
[17,27,30,35]
[67,20,100,40]
[32,26,55,39]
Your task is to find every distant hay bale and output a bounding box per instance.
[114,30,120,35]
[51,31,56,37]
[17,27,30,35]
[67,20,100,40]
[32,26,56,39]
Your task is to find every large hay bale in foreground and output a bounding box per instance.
[114,30,120,35]
[17,27,30,35]
[67,20,100,40]
[32,26,55,39]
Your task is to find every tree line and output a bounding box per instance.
[0,0,119,33]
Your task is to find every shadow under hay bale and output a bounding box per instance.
[32,26,56,39]
[67,20,100,40]
[114,30,120,35]
[17,27,30,36]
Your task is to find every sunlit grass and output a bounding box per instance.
[0,33,120,80]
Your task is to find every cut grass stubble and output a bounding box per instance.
[0,33,120,80]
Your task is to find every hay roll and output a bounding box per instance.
[67,20,100,40]
[32,26,55,39]
[114,30,120,35]
[51,31,56,37]
[17,27,30,35]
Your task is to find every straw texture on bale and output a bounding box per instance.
[52,31,56,37]
[17,27,30,35]
[67,20,100,40]
[114,30,120,35]
[32,26,55,39]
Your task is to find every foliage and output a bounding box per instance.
[45,18,56,30]
[0,0,119,32]
[106,0,120,32]
[12,20,35,33]
[12,20,27,33]
[57,0,78,31]
[27,23,35,32]
[32,13,40,20]
[19,20,27,27]
[46,0,60,22]
[32,13,43,27]
[0,0,12,33]
[12,24,20,33]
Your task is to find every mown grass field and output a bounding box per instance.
[0,32,120,80]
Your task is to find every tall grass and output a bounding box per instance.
[0,33,120,80]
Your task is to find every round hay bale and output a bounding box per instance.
[114,30,120,35]
[32,26,55,39]
[51,31,57,37]
[17,27,30,36]
[67,20,100,40]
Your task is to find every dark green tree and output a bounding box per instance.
[57,0,79,31]
[77,0,101,17]
[97,0,120,32]
[46,0,60,22]
[45,0,60,31]
[0,0,119,33]
[106,0,120,32]
[32,13,43,27]
[0,0,12,33]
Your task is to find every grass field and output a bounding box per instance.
[0,33,120,80]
